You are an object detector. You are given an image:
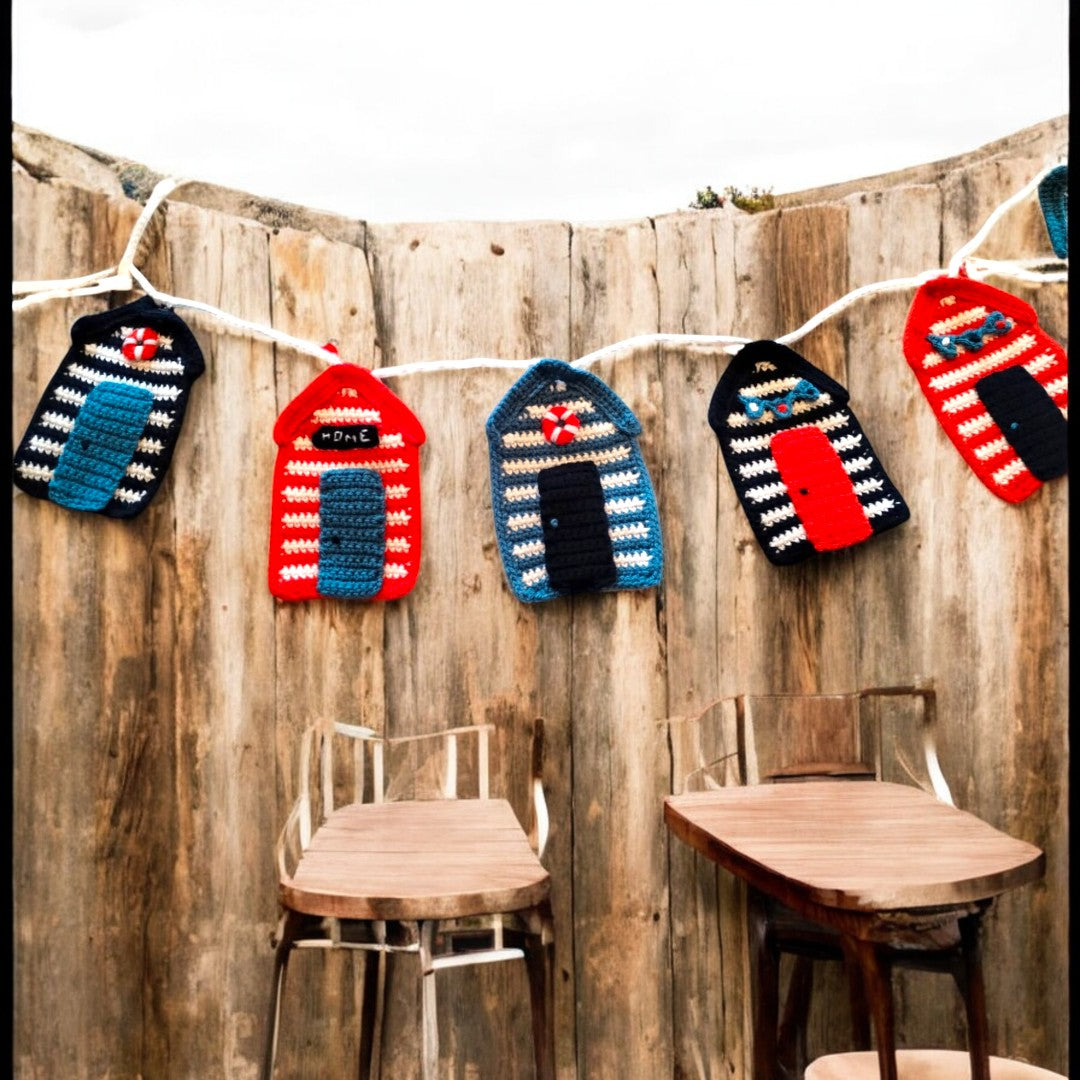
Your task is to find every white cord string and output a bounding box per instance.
[12,163,1068,375]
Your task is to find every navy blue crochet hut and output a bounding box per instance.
[486,358,663,603]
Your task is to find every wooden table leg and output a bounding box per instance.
[956,912,992,1080]
[747,887,780,1080]
[849,937,897,1080]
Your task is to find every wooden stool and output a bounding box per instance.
[805,1049,1067,1080]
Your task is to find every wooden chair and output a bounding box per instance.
[263,719,554,1080]
[733,686,994,1080]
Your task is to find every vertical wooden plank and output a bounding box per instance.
[149,201,281,1078]
[933,153,1069,1074]
[11,173,174,1080]
[366,219,573,1080]
[567,219,674,1079]
[264,224,387,1078]
[652,208,741,1079]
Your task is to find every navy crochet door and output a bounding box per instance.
[538,461,616,593]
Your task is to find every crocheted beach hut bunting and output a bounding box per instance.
[486,358,663,602]
[268,354,426,602]
[902,275,1068,503]
[1037,164,1068,258]
[12,296,205,517]
[708,340,910,565]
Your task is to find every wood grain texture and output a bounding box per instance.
[10,118,1069,1078]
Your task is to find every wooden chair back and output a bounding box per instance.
[278,720,548,883]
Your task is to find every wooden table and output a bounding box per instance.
[664,782,1045,1080]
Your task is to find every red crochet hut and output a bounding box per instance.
[268,354,426,602]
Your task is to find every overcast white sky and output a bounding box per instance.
[11,0,1070,224]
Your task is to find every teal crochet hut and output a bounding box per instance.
[486,358,663,603]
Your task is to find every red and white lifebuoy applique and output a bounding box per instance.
[541,404,580,445]
[122,327,159,361]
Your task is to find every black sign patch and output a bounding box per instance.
[312,424,379,450]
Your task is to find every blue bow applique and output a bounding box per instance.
[926,311,1012,360]
[738,378,820,420]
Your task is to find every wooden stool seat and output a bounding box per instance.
[805,1049,1066,1080]
[282,797,550,921]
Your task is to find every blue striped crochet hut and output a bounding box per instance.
[486,358,663,603]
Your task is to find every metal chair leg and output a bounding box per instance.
[524,902,556,1080]
[263,910,303,1080]
[418,921,439,1080]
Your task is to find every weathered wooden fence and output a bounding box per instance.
[11,116,1069,1079]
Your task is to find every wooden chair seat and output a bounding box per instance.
[281,797,551,921]
[805,1049,1066,1080]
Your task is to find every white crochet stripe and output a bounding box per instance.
[500,443,631,476]
[137,438,165,455]
[760,503,796,528]
[14,461,54,482]
[992,459,1028,487]
[82,342,186,376]
[503,483,540,504]
[1023,351,1060,378]
[507,512,541,532]
[384,563,408,579]
[379,433,405,448]
[38,411,75,433]
[500,420,616,450]
[601,469,641,491]
[853,477,885,496]
[279,563,319,582]
[863,497,897,518]
[383,484,410,500]
[522,398,595,419]
[842,456,873,476]
[281,512,320,528]
[282,486,320,502]
[125,462,156,483]
[116,327,174,350]
[929,305,989,335]
[64,362,183,400]
[740,440,870,481]
[512,538,545,560]
[386,510,412,526]
[725,393,833,429]
[313,406,381,424]
[282,539,319,555]
[605,495,646,516]
[728,411,849,453]
[521,565,548,587]
[744,479,788,504]
[926,334,1037,392]
[112,487,147,504]
[385,537,411,553]
[292,437,315,450]
[939,389,979,414]
[738,375,803,397]
[973,436,1010,461]
[285,458,409,476]
[610,522,649,542]
[147,410,175,429]
[1044,375,1068,398]
[769,524,807,551]
[28,435,64,457]
[517,549,651,585]
[957,412,995,439]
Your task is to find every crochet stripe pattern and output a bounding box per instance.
[902,275,1068,502]
[12,296,205,517]
[709,340,909,565]
[268,362,426,602]
[486,358,663,602]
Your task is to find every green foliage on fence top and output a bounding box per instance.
[724,185,775,213]
[689,184,776,213]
